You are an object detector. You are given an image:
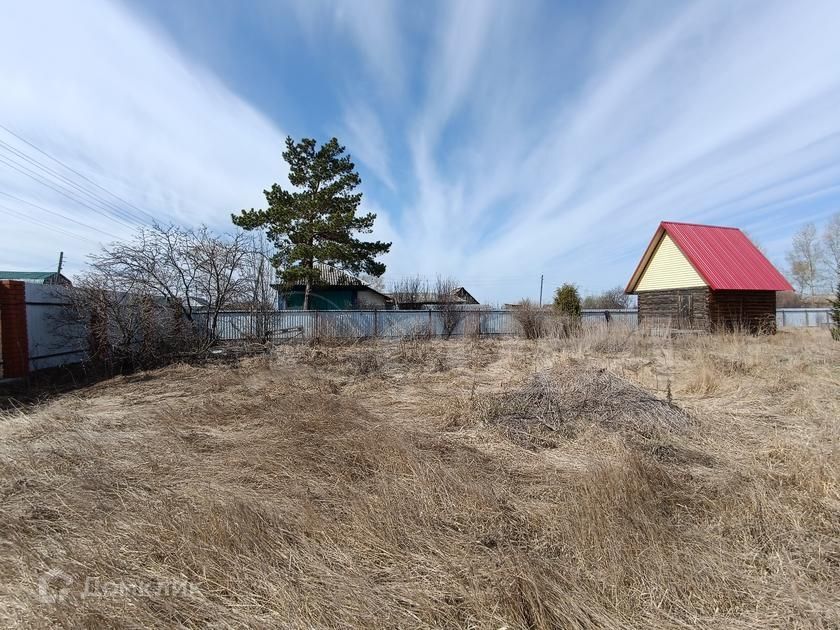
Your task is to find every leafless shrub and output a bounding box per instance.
[397,333,431,364]
[434,276,466,339]
[512,299,547,339]
[58,273,199,373]
[389,275,430,309]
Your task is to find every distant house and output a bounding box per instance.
[0,271,71,286]
[391,287,479,310]
[625,222,793,332]
[273,263,391,310]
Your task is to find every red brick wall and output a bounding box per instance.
[0,280,29,378]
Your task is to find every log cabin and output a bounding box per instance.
[625,222,793,333]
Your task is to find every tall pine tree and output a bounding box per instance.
[233,137,391,310]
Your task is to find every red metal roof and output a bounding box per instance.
[654,221,793,291]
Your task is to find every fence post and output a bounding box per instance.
[314,309,319,339]
[781,310,786,328]
[429,309,433,335]
[478,308,482,337]
[805,310,809,327]
[373,309,378,338]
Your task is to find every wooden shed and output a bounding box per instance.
[625,222,793,332]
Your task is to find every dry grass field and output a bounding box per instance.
[1,327,838,629]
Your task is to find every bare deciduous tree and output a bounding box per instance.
[435,275,465,339]
[786,223,823,295]
[240,232,279,340]
[582,286,632,309]
[60,224,268,373]
[187,227,252,338]
[389,275,467,337]
[390,275,430,310]
[87,224,251,339]
[358,273,386,292]
[823,212,840,275]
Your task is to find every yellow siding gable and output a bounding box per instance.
[636,234,707,291]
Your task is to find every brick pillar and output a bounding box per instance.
[0,281,29,379]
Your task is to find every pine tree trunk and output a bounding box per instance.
[302,255,314,310]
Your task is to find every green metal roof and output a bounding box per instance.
[0,271,62,281]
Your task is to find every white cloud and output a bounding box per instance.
[0,0,287,274]
[341,102,395,191]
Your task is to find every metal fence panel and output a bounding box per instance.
[480,310,518,335]
[207,307,831,341]
[776,308,832,328]
[24,284,88,370]
[581,309,639,327]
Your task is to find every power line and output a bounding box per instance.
[0,123,159,224]
[0,191,123,240]
[0,149,141,228]
[0,139,148,226]
[0,154,138,231]
[0,202,105,246]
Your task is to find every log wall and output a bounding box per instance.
[709,290,777,333]
[637,287,711,330]
[637,288,778,333]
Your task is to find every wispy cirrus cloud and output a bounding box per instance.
[340,102,396,191]
[0,0,287,272]
[290,0,406,100]
[372,0,840,298]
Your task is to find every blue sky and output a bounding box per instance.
[1,0,840,303]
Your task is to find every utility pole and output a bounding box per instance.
[56,251,64,275]
[538,274,544,307]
